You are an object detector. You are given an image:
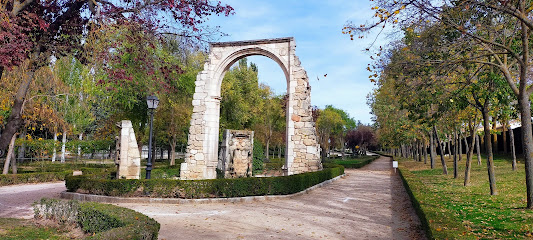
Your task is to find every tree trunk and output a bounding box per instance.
[423,143,428,164]
[418,140,423,162]
[265,139,270,162]
[0,71,34,157]
[2,134,17,174]
[52,130,57,162]
[17,129,26,163]
[476,134,482,165]
[492,120,498,154]
[465,122,476,186]
[482,109,497,195]
[433,125,448,175]
[61,130,67,163]
[77,133,83,161]
[170,139,176,166]
[458,132,462,161]
[509,126,517,171]
[444,136,452,159]
[464,134,470,161]
[518,92,533,208]
[503,122,508,154]
[340,137,346,160]
[429,131,436,169]
[453,131,458,179]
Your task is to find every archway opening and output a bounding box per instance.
[219,56,287,177]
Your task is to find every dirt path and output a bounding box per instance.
[117,156,426,240]
[0,182,66,219]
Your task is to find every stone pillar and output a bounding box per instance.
[286,53,322,175]
[116,120,141,179]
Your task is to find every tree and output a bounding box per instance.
[253,85,285,162]
[324,105,357,159]
[346,125,376,154]
[345,0,533,210]
[0,0,234,156]
[316,108,344,160]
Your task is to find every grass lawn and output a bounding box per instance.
[0,218,83,240]
[398,153,533,239]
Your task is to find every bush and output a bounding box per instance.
[253,140,264,174]
[335,155,379,168]
[0,171,72,186]
[34,198,159,240]
[65,164,345,198]
[0,164,114,186]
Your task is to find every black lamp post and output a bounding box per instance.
[146,95,159,179]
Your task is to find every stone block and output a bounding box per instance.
[291,114,301,122]
[303,139,314,146]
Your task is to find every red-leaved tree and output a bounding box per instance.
[0,0,234,156]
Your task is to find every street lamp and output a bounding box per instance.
[146,95,159,179]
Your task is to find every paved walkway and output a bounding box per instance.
[0,181,65,219]
[0,156,426,239]
[117,156,426,240]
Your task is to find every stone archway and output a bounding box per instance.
[180,37,322,180]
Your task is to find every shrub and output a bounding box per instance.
[66,165,345,199]
[335,155,379,168]
[34,198,159,240]
[0,171,72,186]
[253,140,265,174]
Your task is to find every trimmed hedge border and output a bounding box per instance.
[65,164,344,199]
[34,198,160,240]
[61,174,346,204]
[0,167,114,186]
[0,171,72,186]
[335,155,379,168]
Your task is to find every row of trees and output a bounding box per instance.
[347,0,533,208]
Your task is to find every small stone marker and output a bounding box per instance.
[72,170,83,176]
[392,161,398,173]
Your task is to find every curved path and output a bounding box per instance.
[117,156,426,240]
[0,181,66,219]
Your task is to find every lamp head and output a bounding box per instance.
[146,95,159,110]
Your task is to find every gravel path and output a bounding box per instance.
[117,156,426,240]
[0,181,66,219]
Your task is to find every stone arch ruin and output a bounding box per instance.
[180,37,322,180]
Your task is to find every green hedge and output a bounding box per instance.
[66,165,344,198]
[0,165,115,186]
[0,171,72,186]
[34,198,159,240]
[335,155,379,168]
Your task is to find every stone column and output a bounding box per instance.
[116,120,141,179]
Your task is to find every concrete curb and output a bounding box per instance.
[60,174,346,204]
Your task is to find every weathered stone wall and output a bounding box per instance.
[217,130,254,178]
[180,37,321,180]
[116,120,141,179]
[287,56,322,174]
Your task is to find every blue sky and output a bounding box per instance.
[207,0,386,124]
